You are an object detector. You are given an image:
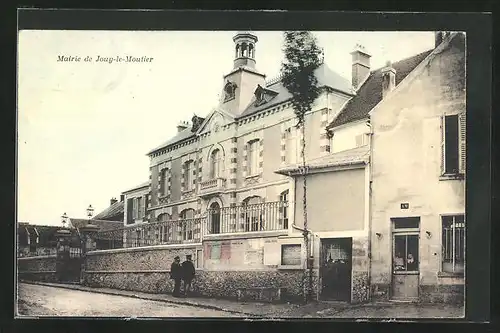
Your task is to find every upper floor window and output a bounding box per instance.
[247,140,260,176]
[160,169,168,196]
[442,214,465,274]
[210,149,222,179]
[183,160,194,191]
[355,133,369,147]
[242,196,264,232]
[157,213,172,243]
[223,81,237,102]
[441,113,465,176]
[285,127,299,164]
[132,196,145,221]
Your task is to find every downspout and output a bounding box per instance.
[366,119,374,300]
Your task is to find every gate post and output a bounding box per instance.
[78,224,100,284]
[55,229,72,282]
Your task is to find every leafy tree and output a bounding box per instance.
[280,31,322,303]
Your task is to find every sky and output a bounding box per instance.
[17,30,435,226]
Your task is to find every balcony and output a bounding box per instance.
[206,201,289,235]
[199,177,227,197]
[96,218,205,249]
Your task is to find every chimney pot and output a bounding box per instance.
[120,194,125,202]
[110,197,118,206]
[176,121,190,133]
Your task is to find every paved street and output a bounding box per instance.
[17,283,239,317]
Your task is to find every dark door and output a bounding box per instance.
[57,246,82,283]
[320,238,352,302]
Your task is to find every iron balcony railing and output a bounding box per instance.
[206,201,289,235]
[95,201,289,249]
[96,217,204,250]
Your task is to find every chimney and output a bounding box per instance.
[110,197,118,206]
[381,60,396,99]
[350,44,371,90]
[120,194,125,202]
[435,31,444,48]
[176,121,189,133]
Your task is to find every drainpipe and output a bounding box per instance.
[366,119,374,300]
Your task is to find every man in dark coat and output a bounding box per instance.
[181,254,196,296]
[170,256,182,297]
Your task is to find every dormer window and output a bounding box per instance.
[224,81,237,102]
[253,84,278,107]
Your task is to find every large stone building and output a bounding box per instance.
[90,31,465,304]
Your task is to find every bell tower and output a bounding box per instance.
[220,31,266,116]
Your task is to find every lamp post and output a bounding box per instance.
[61,212,68,228]
[87,204,94,220]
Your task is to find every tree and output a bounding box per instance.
[280,31,322,303]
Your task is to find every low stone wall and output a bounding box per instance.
[18,255,58,282]
[83,242,305,302]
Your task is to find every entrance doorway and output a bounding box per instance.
[391,217,420,301]
[320,238,352,302]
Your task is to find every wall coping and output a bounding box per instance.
[203,230,288,241]
[85,270,170,274]
[18,255,57,260]
[18,270,57,274]
[87,243,202,256]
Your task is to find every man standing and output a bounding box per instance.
[181,254,196,296]
[170,256,182,297]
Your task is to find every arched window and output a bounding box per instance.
[210,149,222,179]
[180,208,196,240]
[241,43,248,57]
[209,202,221,234]
[242,196,264,232]
[249,43,254,58]
[235,44,240,58]
[157,213,171,244]
[279,190,289,230]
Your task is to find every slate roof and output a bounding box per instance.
[327,49,433,129]
[122,181,150,194]
[147,128,196,155]
[275,145,370,175]
[69,218,124,232]
[93,200,124,221]
[240,63,355,118]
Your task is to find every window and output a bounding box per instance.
[442,215,465,274]
[136,197,143,220]
[224,81,237,102]
[243,196,264,232]
[209,202,221,234]
[210,149,221,179]
[441,113,466,175]
[285,127,299,164]
[281,244,301,266]
[157,213,171,243]
[180,209,195,240]
[279,190,289,229]
[160,169,168,196]
[126,198,134,224]
[184,161,194,191]
[393,234,419,272]
[355,134,368,147]
[247,140,259,176]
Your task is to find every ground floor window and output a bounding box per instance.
[442,214,465,274]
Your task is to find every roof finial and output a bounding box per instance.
[320,47,325,64]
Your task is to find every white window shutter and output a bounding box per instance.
[458,112,466,174]
[440,115,446,175]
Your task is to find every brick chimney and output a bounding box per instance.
[381,60,396,99]
[110,197,118,206]
[177,121,189,133]
[350,44,371,90]
[120,194,125,202]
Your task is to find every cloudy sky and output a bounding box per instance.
[17,30,435,226]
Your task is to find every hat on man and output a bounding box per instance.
[186,255,192,260]
[174,256,180,260]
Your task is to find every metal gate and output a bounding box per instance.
[56,247,83,283]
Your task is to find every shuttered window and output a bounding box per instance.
[441,113,465,176]
[126,198,133,224]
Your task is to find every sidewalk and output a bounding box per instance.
[19,280,464,319]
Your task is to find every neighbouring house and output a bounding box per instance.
[68,217,124,250]
[365,32,466,304]
[93,196,125,222]
[17,222,81,257]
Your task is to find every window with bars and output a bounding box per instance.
[441,113,466,176]
[442,215,465,274]
[180,209,195,240]
[157,213,171,243]
[242,196,264,231]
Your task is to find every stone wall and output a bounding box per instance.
[18,255,58,282]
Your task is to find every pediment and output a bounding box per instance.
[195,108,235,135]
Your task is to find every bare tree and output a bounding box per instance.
[280,31,322,303]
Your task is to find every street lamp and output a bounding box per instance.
[61,212,69,228]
